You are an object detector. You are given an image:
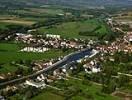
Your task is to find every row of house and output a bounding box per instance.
[16,33,88,53]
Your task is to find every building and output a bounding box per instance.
[25,80,46,88]
[46,34,61,39]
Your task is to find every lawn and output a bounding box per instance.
[37,19,108,39]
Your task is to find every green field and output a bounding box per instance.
[0,16,36,28]
[37,19,108,39]
[0,7,65,29]
[12,8,64,16]
[0,42,67,62]
[32,92,64,100]
[0,20,35,25]
[0,43,68,73]
[0,22,28,31]
[0,22,11,30]
[31,78,119,100]
[26,8,64,15]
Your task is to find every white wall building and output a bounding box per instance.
[46,34,61,39]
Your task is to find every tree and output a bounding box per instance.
[102,79,116,94]
[74,63,84,74]
[118,75,130,88]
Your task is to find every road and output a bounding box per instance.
[0,48,97,88]
[118,72,132,77]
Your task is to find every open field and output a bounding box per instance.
[0,20,34,31]
[0,43,20,51]
[31,78,119,100]
[37,19,108,39]
[27,8,64,15]
[0,7,64,30]
[0,43,69,73]
[114,11,132,20]
[113,11,132,27]
[0,14,45,22]
[0,14,37,27]
[0,43,67,63]
[32,92,64,100]
[0,50,65,64]
[0,20,35,26]
[12,8,64,16]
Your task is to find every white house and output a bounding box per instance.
[46,34,60,39]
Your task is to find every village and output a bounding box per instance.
[0,16,132,100]
[15,33,89,53]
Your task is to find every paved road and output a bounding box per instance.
[0,48,94,88]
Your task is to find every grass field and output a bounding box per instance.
[0,22,11,30]
[0,43,66,63]
[13,8,64,16]
[27,8,64,15]
[32,92,64,100]
[0,15,36,29]
[0,20,35,26]
[54,79,119,100]
[0,7,64,24]
[31,78,119,100]
[0,43,68,73]
[37,19,108,39]
[114,11,132,20]
[0,22,28,31]
[0,43,20,51]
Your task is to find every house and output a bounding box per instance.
[25,80,46,88]
[27,29,36,33]
[92,67,101,73]
[83,60,101,73]
[46,34,60,39]
[129,36,132,44]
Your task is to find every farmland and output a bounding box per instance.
[0,7,65,31]
[31,78,119,100]
[0,43,69,73]
[0,6,111,40]
[37,19,109,39]
[0,15,36,28]
[0,20,35,26]
[113,11,132,20]
[32,92,64,100]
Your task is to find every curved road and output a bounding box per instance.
[0,48,93,88]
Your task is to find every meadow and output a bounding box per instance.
[0,20,35,26]
[31,78,119,100]
[37,19,108,39]
[0,7,65,31]
[32,92,64,100]
[0,43,68,73]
